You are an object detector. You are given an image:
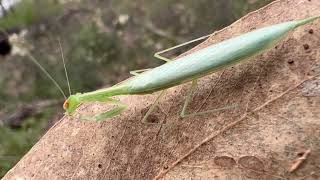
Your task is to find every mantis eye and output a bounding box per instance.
[63,100,69,110]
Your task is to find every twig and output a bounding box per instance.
[153,74,319,180]
[57,7,93,22]
[2,99,62,128]
[180,164,206,168]
[288,149,311,173]
[143,21,185,43]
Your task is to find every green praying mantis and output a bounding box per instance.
[53,16,320,122]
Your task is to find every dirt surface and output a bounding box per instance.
[3,0,320,179]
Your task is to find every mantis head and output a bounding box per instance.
[63,94,82,115]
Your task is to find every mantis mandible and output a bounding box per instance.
[61,16,319,122]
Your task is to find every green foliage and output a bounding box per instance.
[65,23,113,92]
[0,112,51,177]
[20,21,127,100]
[0,0,61,30]
[110,0,274,37]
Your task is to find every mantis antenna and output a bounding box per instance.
[1,28,67,99]
[27,53,67,99]
[58,38,71,97]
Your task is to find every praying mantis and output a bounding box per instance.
[60,16,319,122]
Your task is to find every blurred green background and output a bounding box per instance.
[0,0,273,177]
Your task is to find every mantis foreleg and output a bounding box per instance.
[180,80,237,118]
[80,97,127,122]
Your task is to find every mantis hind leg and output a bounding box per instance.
[80,98,127,122]
[180,80,237,119]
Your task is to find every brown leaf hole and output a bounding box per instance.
[141,107,161,123]
[214,156,237,168]
[238,156,265,171]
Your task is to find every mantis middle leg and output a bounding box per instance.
[154,34,211,62]
[131,33,211,75]
[141,34,212,123]
[142,89,167,123]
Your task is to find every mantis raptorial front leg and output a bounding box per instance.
[81,97,127,122]
[180,80,237,118]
